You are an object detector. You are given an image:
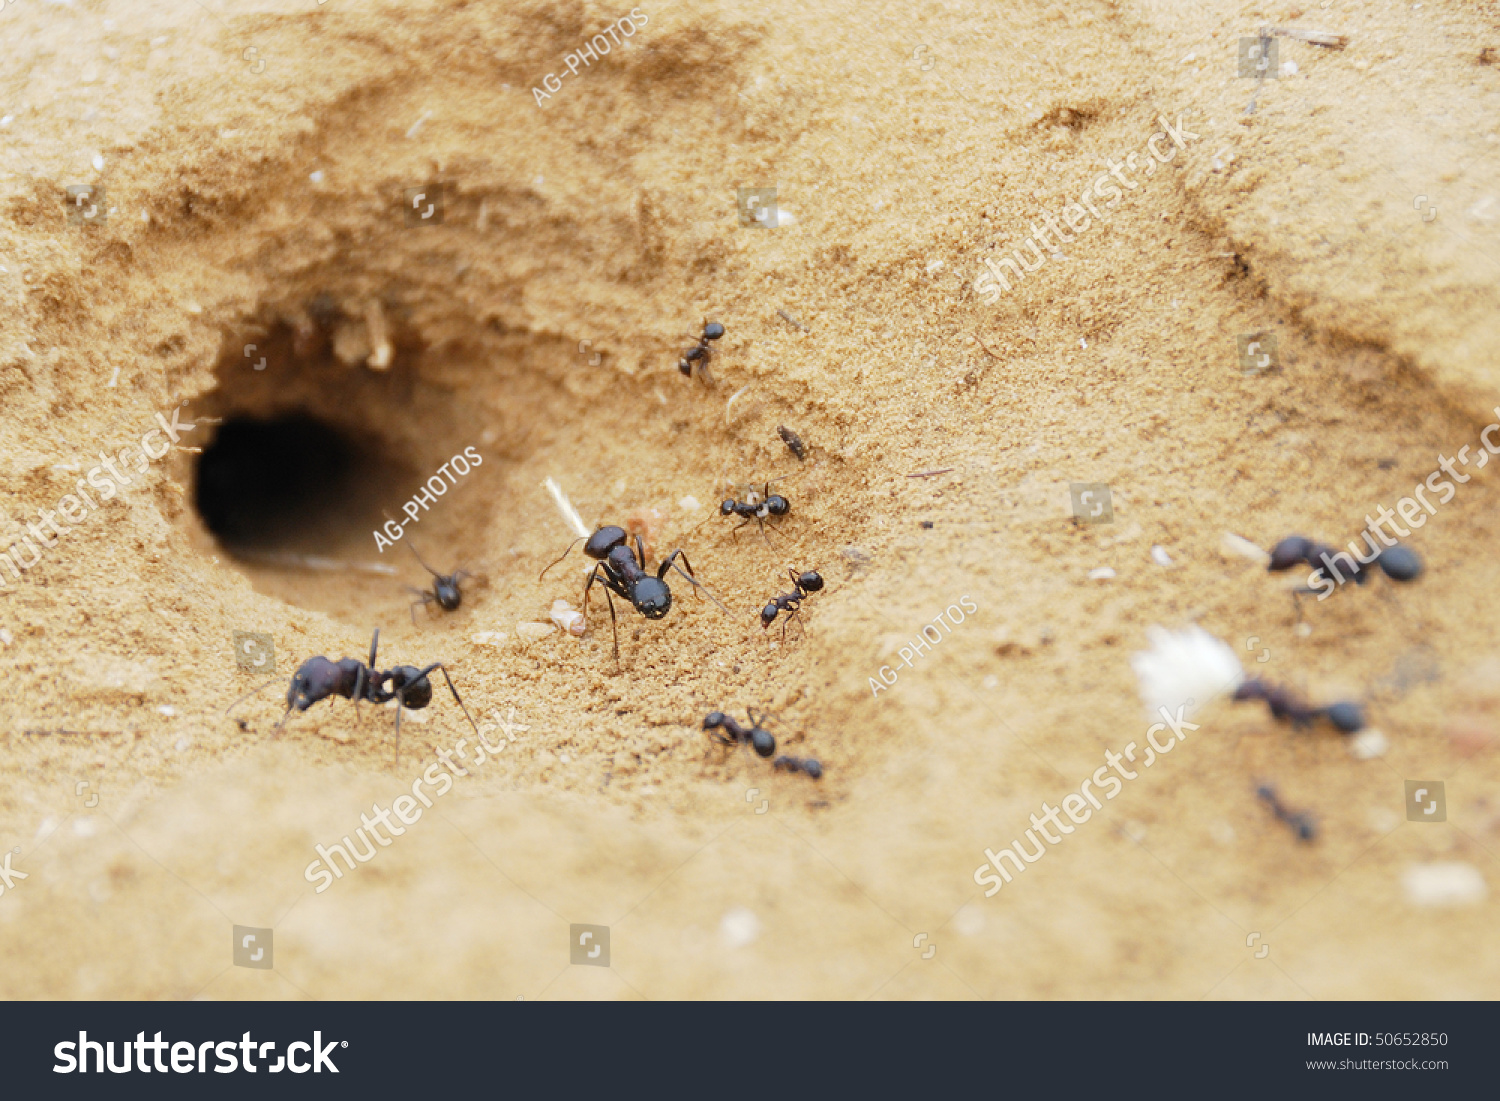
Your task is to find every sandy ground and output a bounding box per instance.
[1,0,1498,999]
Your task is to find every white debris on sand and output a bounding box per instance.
[1131,625,1245,718]
[1402,862,1487,907]
[549,599,585,637]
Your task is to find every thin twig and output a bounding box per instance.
[906,468,954,479]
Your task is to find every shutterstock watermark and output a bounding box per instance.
[973,703,1200,896]
[0,406,196,589]
[303,708,528,892]
[973,113,1202,303]
[1305,410,1500,598]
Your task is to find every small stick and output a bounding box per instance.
[1264,26,1348,48]
[974,334,1001,359]
[543,477,590,540]
[724,384,754,425]
[906,468,954,479]
[776,309,807,332]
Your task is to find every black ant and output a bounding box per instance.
[716,480,791,545]
[773,754,823,779]
[678,320,725,382]
[226,628,481,766]
[406,542,471,625]
[702,709,777,758]
[1268,534,1422,598]
[540,524,728,662]
[1232,678,1365,733]
[760,568,824,640]
[1256,784,1316,842]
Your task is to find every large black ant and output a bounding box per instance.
[540,524,728,662]
[760,568,824,640]
[1232,677,1365,733]
[702,709,777,758]
[227,628,481,765]
[678,320,725,382]
[406,542,471,625]
[716,480,791,545]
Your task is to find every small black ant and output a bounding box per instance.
[540,524,728,662]
[1256,784,1316,842]
[717,480,791,545]
[760,568,824,640]
[1232,678,1365,733]
[678,320,725,382]
[702,709,777,758]
[772,754,823,779]
[777,424,807,462]
[406,542,471,625]
[1268,534,1423,594]
[226,628,481,765]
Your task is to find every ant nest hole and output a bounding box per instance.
[184,287,597,623]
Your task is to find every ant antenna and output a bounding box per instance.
[539,536,584,581]
[226,676,280,717]
[665,559,732,615]
[407,540,442,579]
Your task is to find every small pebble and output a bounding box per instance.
[157,705,176,717]
[309,170,325,184]
[1151,545,1173,567]
[516,621,556,642]
[678,495,701,512]
[1221,532,1271,566]
[720,907,761,948]
[1088,567,1115,580]
[1348,727,1388,759]
[0,628,12,646]
[91,153,104,172]
[1402,862,1487,907]
[549,599,586,637]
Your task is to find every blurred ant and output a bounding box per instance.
[226,628,481,765]
[1268,534,1422,609]
[1232,677,1364,733]
[760,568,824,640]
[773,754,823,779]
[540,524,728,663]
[678,320,725,383]
[716,479,791,545]
[406,542,471,625]
[702,709,777,758]
[1257,784,1316,842]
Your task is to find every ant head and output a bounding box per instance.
[765,495,790,516]
[387,666,433,710]
[585,525,629,560]
[287,657,343,712]
[1268,535,1314,571]
[719,499,737,516]
[760,602,780,628]
[435,578,462,609]
[750,727,776,758]
[703,711,727,731]
[1323,701,1364,733]
[801,758,823,779]
[797,570,823,592]
[702,321,725,341]
[632,576,672,619]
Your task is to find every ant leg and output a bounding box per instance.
[411,662,483,739]
[632,534,647,571]
[539,536,584,581]
[392,694,403,768]
[275,704,295,730]
[407,589,434,626]
[603,583,620,664]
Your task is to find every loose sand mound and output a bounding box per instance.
[0,0,1496,998]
